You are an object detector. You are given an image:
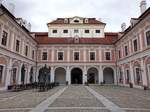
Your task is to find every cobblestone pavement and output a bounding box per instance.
[0,85,150,112]
[90,85,150,112]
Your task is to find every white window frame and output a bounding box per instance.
[41,49,48,61]
[89,51,96,61]
[1,29,9,48]
[134,66,142,84]
[73,51,80,61]
[104,50,112,61]
[144,29,150,47]
[15,38,21,53]
[124,44,128,56]
[57,51,64,61]
[132,36,138,52]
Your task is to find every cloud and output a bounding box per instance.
[3,0,150,32]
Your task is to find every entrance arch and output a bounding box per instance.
[55,67,66,84]
[71,68,83,84]
[103,67,114,84]
[87,67,98,84]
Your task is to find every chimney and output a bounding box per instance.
[140,0,147,14]
[8,3,15,15]
[121,23,126,32]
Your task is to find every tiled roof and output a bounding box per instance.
[47,17,106,25]
[34,32,118,45]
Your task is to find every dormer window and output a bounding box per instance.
[74,29,79,33]
[85,19,88,23]
[74,20,79,23]
[52,30,57,33]
[64,19,68,23]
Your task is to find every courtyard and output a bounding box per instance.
[0,85,149,112]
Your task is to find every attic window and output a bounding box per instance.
[74,20,79,23]
[85,19,88,23]
[64,19,68,23]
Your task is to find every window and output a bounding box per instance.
[32,50,34,59]
[85,30,89,33]
[52,30,57,33]
[25,46,28,56]
[133,39,138,52]
[95,30,100,33]
[42,52,47,60]
[16,40,20,52]
[90,52,95,60]
[146,30,150,46]
[105,52,111,60]
[74,52,79,60]
[74,20,79,23]
[63,30,68,33]
[0,65,3,83]
[58,52,63,60]
[74,29,79,33]
[135,67,141,84]
[1,31,8,46]
[124,46,128,56]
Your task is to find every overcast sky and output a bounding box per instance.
[2,0,150,32]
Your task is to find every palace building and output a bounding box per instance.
[0,1,150,90]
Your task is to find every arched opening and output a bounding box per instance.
[103,67,114,84]
[38,65,50,83]
[71,68,82,84]
[87,67,98,84]
[55,67,66,84]
[30,67,34,83]
[21,64,25,84]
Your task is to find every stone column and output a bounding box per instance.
[18,63,22,84]
[5,58,12,89]
[129,62,135,85]
[141,59,148,86]
[50,66,55,83]
[26,65,31,84]
[98,65,103,84]
[66,66,71,85]
[83,66,87,84]
[121,66,126,85]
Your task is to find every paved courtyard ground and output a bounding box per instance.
[0,85,149,112]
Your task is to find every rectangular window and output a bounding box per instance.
[85,30,89,33]
[135,67,141,84]
[1,31,8,46]
[105,52,111,60]
[90,52,95,60]
[42,52,47,60]
[32,50,35,59]
[58,52,63,60]
[146,30,150,46]
[124,46,128,56]
[52,30,57,33]
[74,52,79,60]
[16,40,20,52]
[63,30,68,33]
[0,65,3,83]
[95,30,100,33]
[133,39,138,52]
[25,46,28,56]
[74,29,79,33]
